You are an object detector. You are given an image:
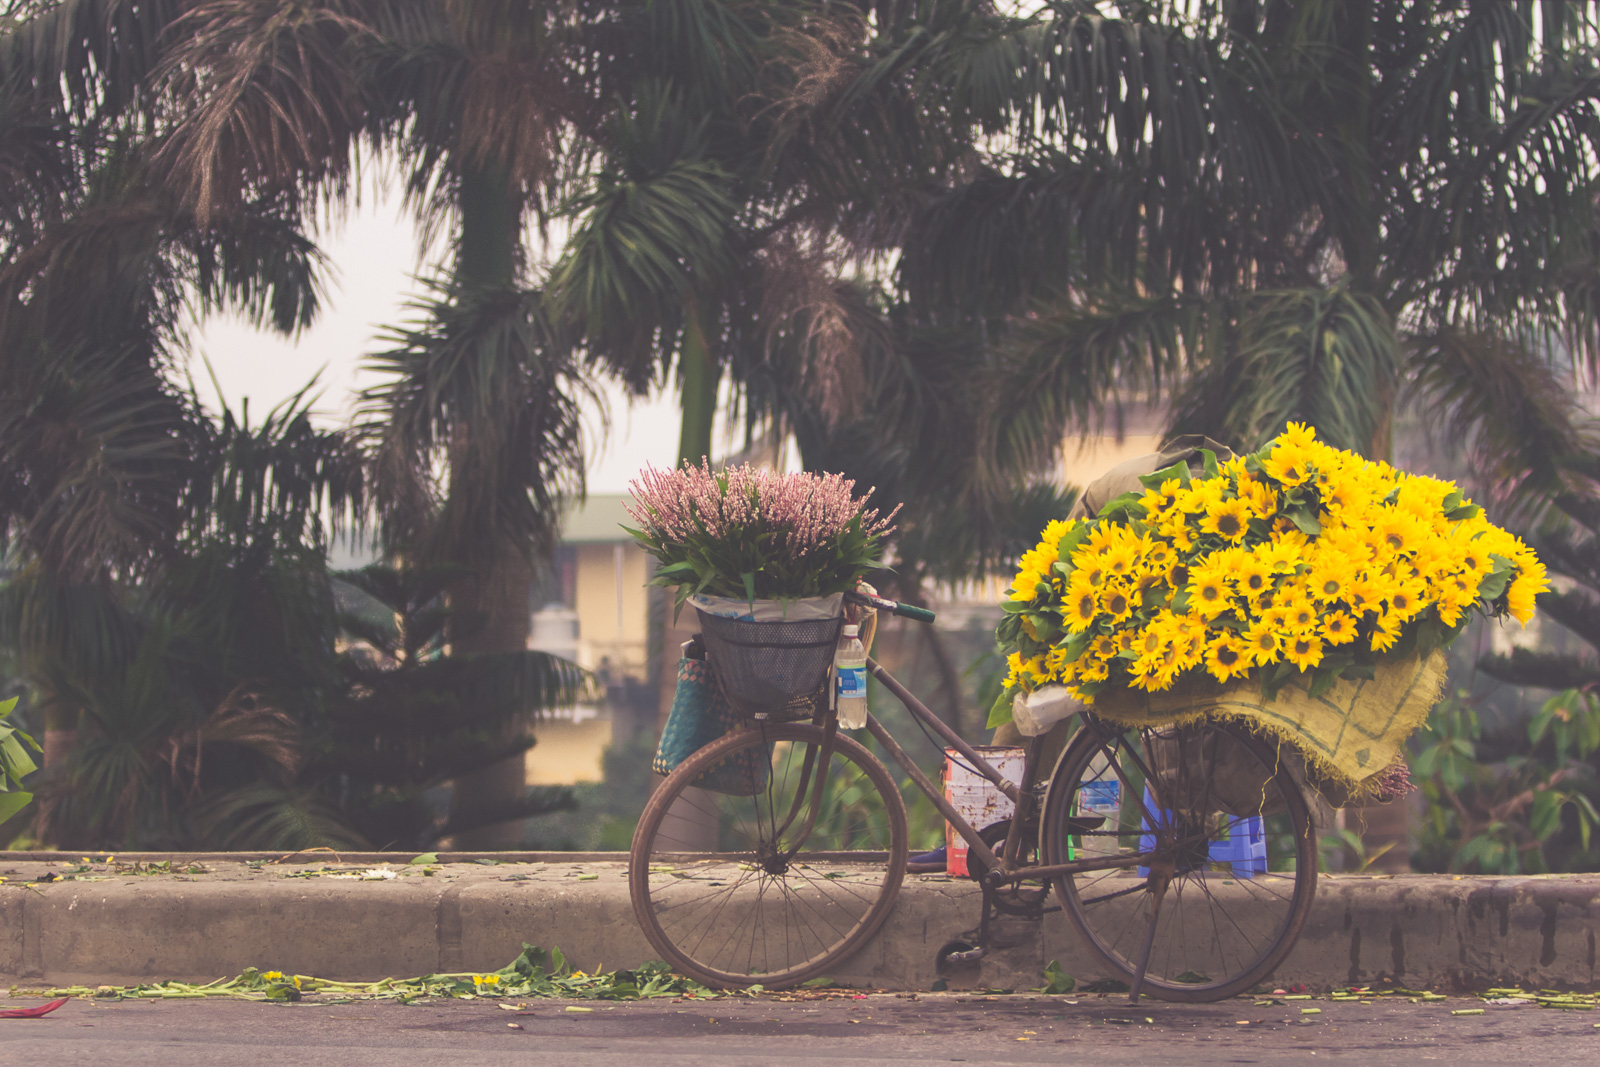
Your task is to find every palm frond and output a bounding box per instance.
[1404,325,1596,517]
[199,781,369,851]
[150,0,379,221]
[983,289,1197,482]
[0,0,185,123]
[0,339,194,578]
[359,281,588,566]
[552,134,737,388]
[1168,284,1399,455]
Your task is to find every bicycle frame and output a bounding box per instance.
[862,656,1149,884]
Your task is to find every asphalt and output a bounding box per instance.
[3,991,1599,1066]
[1,853,1597,994]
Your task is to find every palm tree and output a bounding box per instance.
[902,1,1600,514]
[551,0,1016,466]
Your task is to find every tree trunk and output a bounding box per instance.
[447,537,535,849]
[446,160,533,850]
[677,302,717,469]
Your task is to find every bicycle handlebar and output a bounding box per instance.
[844,589,937,624]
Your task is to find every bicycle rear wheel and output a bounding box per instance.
[630,721,908,988]
[1040,719,1317,1002]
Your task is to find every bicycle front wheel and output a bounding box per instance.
[629,721,908,989]
[1040,719,1317,1002]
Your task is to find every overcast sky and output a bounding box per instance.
[188,189,724,496]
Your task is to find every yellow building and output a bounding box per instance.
[525,494,654,786]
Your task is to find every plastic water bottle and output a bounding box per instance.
[1074,753,1121,857]
[834,624,869,728]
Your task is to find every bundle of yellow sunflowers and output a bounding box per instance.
[993,423,1548,724]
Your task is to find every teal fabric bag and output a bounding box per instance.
[653,656,770,796]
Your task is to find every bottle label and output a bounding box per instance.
[836,666,868,699]
[1079,780,1119,812]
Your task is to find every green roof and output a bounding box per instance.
[560,493,636,543]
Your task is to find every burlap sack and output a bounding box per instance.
[1090,652,1447,799]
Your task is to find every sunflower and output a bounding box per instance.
[1344,577,1382,616]
[1243,622,1284,665]
[1279,421,1318,451]
[1319,611,1357,646]
[1507,561,1549,624]
[1200,496,1252,543]
[1186,567,1233,620]
[1453,536,1493,578]
[1373,510,1424,557]
[1203,633,1253,682]
[1264,538,1303,575]
[1308,550,1359,605]
[1261,439,1313,486]
[1263,604,1295,632]
[1100,581,1136,622]
[1284,633,1324,670]
[1369,612,1403,653]
[1103,543,1138,579]
[1233,553,1273,597]
[1064,580,1100,632]
[1144,539,1175,572]
[1160,514,1197,552]
[1182,479,1226,515]
[1385,577,1427,622]
[1435,587,1468,627]
[1283,598,1319,633]
[1239,473,1279,516]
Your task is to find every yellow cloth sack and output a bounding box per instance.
[1086,652,1447,796]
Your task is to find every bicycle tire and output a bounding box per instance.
[1040,719,1317,1002]
[630,721,908,989]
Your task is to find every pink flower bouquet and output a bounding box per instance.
[625,462,897,612]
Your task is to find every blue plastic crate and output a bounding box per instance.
[1137,786,1266,879]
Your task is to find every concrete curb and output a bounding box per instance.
[1,855,1597,993]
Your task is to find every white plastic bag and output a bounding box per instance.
[688,592,843,622]
[1012,684,1084,737]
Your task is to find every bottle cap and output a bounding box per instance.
[842,624,859,636]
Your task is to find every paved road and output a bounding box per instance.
[3,992,1596,1065]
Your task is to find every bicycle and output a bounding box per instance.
[629,591,1318,1003]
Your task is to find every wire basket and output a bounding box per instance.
[695,609,844,722]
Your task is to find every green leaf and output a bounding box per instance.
[1306,669,1339,700]
[1059,629,1093,664]
[409,853,439,866]
[1037,959,1075,995]
[0,733,37,783]
[1057,522,1092,562]
[1138,462,1192,491]
[1096,491,1146,521]
[0,791,30,824]
[1477,558,1516,601]
[1200,449,1220,480]
[987,687,1016,729]
[1285,506,1322,536]
[740,571,757,608]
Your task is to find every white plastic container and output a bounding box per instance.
[1012,684,1083,736]
[1073,753,1121,857]
[943,746,1026,876]
[834,624,868,729]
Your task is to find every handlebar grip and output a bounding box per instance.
[894,603,937,624]
[844,589,937,624]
